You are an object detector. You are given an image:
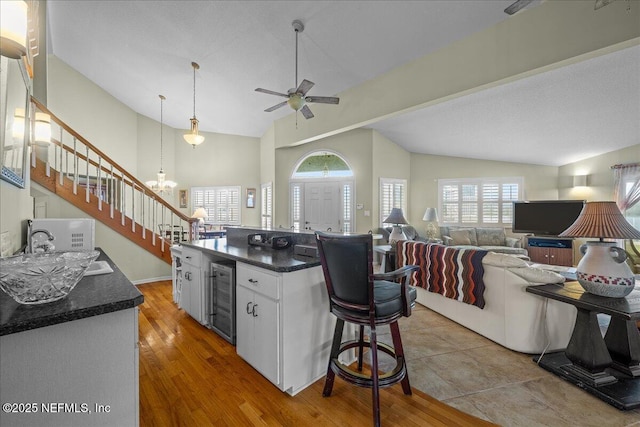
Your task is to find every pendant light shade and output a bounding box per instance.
[184,61,204,147]
[0,0,28,59]
[147,95,177,195]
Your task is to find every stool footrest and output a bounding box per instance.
[330,339,407,389]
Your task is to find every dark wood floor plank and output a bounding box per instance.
[137,281,496,426]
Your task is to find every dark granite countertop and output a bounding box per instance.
[0,249,143,336]
[181,238,320,272]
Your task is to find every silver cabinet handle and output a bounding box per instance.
[246,302,253,315]
[248,278,258,284]
[252,304,258,318]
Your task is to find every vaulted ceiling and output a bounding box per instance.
[46,0,639,166]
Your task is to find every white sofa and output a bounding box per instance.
[398,243,577,354]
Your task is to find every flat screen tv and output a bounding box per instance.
[512,200,585,236]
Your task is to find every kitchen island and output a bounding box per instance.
[0,249,143,427]
[178,228,353,396]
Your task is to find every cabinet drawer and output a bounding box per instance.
[181,247,202,267]
[236,263,280,300]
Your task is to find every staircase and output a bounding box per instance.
[29,98,194,264]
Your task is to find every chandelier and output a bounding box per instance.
[146,95,177,195]
[183,61,204,147]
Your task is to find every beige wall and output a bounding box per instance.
[274,128,374,232]
[409,154,559,226]
[48,56,139,174]
[558,145,640,202]
[31,182,170,283]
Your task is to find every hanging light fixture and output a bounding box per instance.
[0,0,28,59]
[183,61,204,148]
[146,95,177,195]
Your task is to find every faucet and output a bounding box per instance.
[29,229,55,253]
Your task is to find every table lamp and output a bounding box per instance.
[422,208,439,239]
[559,201,640,298]
[383,208,408,245]
[191,207,208,240]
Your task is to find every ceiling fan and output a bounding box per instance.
[255,20,340,120]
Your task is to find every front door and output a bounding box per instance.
[304,182,341,231]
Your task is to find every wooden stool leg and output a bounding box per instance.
[390,321,412,395]
[370,325,381,427]
[323,318,344,397]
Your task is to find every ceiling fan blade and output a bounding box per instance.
[504,0,533,15]
[264,100,288,112]
[296,79,315,96]
[300,105,314,119]
[305,96,340,105]
[255,88,290,98]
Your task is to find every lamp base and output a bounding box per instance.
[576,242,635,298]
[388,226,407,245]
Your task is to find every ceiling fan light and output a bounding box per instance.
[183,117,204,147]
[287,94,305,111]
[0,0,28,59]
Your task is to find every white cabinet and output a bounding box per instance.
[236,275,279,384]
[235,262,350,396]
[0,309,140,427]
[180,247,208,325]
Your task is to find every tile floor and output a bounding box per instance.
[378,305,640,427]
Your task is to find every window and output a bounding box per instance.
[191,186,241,225]
[438,177,522,226]
[380,178,407,226]
[261,182,273,229]
[291,183,302,231]
[342,183,352,233]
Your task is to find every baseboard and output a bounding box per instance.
[132,275,172,285]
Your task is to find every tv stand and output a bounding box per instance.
[527,236,573,266]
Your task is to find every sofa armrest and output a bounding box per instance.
[505,236,522,248]
[442,235,454,246]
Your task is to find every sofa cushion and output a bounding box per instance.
[476,228,506,246]
[449,229,477,246]
[483,252,530,268]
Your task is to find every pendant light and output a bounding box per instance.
[183,61,204,148]
[146,95,177,195]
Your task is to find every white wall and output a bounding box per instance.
[558,145,640,202]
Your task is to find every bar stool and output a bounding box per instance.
[315,232,419,427]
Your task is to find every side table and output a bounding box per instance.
[526,281,640,410]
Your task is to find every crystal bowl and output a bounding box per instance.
[0,250,100,305]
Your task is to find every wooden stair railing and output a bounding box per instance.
[30,98,195,264]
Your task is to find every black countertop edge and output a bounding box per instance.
[0,249,144,337]
[181,239,321,272]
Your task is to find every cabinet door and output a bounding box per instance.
[236,285,254,364]
[528,246,550,264]
[252,291,279,385]
[549,248,573,267]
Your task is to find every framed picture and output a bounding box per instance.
[179,189,188,208]
[246,188,256,208]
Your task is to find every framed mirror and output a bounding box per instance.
[0,55,30,188]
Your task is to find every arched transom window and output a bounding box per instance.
[292,152,353,179]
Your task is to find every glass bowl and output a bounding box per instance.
[0,250,100,305]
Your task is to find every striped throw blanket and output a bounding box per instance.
[397,241,487,309]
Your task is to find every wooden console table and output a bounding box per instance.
[526,281,640,410]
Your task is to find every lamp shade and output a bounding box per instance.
[191,207,208,220]
[383,208,408,225]
[422,208,439,222]
[559,201,640,239]
[0,0,28,59]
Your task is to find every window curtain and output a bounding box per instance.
[613,163,640,212]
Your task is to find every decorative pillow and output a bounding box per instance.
[449,229,473,246]
[476,228,506,246]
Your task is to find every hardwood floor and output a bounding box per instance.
[137,281,494,426]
